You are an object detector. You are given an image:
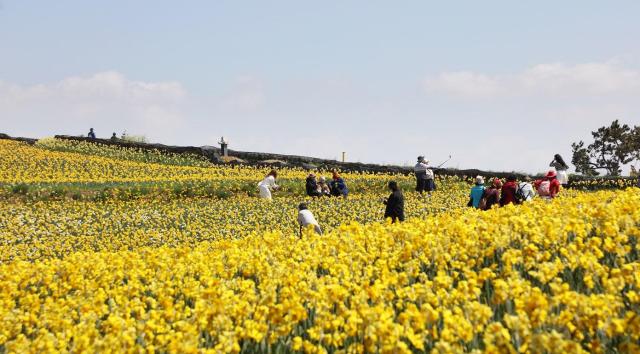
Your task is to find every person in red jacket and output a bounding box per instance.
[500,175,520,206]
[534,170,561,199]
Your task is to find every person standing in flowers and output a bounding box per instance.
[258,170,279,200]
[500,175,520,206]
[468,176,486,209]
[549,153,570,187]
[297,203,322,236]
[305,173,320,197]
[383,181,405,223]
[414,156,435,195]
[87,128,96,139]
[535,170,561,199]
[483,178,502,210]
[330,171,349,198]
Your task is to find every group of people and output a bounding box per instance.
[305,172,349,198]
[257,170,350,201]
[467,155,569,211]
[87,128,119,141]
[291,153,575,235]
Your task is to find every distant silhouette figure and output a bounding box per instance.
[110,132,118,141]
[88,128,96,139]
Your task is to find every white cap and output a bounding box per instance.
[475,176,484,184]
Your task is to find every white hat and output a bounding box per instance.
[475,176,484,184]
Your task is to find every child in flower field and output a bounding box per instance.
[297,203,322,236]
[535,170,561,199]
[468,176,486,209]
[258,170,279,200]
[383,181,405,223]
[317,176,331,196]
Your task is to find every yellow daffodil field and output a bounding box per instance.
[1,139,639,353]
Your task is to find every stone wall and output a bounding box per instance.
[1,133,636,182]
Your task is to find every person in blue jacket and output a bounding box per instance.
[468,176,486,209]
[330,171,348,198]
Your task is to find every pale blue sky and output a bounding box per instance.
[2,1,640,173]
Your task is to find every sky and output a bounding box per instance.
[1,1,639,174]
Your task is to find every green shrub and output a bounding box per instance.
[11,183,29,195]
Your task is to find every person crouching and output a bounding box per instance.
[297,203,322,236]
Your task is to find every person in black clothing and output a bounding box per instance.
[383,181,405,223]
[305,173,320,197]
[88,128,96,139]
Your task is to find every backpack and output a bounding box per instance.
[537,180,551,196]
[515,183,527,202]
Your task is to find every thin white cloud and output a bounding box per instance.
[218,76,266,112]
[424,61,640,98]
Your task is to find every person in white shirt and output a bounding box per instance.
[258,170,279,200]
[414,156,435,194]
[297,203,322,236]
[549,154,570,187]
[517,176,535,202]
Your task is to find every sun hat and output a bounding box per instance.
[492,178,503,188]
[475,176,484,184]
[546,170,557,178]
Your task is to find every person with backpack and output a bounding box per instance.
[549,154,570,187]
[516,176,535,202]
[535,170,561,199]
[468,176,486,209]
[414,156,436,195]
[258,170,280,200]
[483,178,502,210]
[500,175,520,207]
[383,181,405,223]
[305,173,320,197]
[297,203,322,236]
[330,171,349,198]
